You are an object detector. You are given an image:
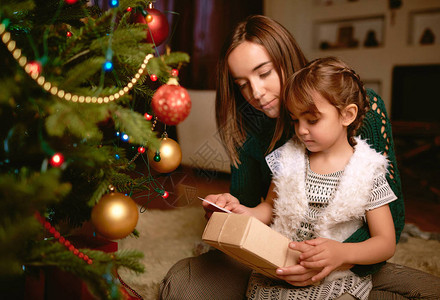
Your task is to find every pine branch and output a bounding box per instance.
[45,101,110,141]
[0,168,71,217]
[88,178,111,206]
[60,56,106,89]
[25,240,144,300]
[0,1,36,17]
[163,51,191,66]
[112,105,160,147]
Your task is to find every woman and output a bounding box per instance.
[160,15,440,299]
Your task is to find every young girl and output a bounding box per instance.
[214,57,397,300]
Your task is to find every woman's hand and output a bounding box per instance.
[203,193,250,219]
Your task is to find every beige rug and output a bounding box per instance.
[118,206,440,300]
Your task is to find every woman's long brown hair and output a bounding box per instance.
[215,15,308,167]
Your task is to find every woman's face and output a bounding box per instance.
[227,41,281,118]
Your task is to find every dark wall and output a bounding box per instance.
[161,0,263,89]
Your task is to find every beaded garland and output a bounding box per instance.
[0,23,153,104]
[34,212,93,265]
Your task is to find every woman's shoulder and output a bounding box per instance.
[366,88,386,110]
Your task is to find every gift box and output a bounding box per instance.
[202,212,300,279]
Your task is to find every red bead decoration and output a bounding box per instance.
[138,146,146,154]
[126,7,132,12]
[150,74,158,81]
[151,82,192,125]
[49,153,64,167]
[171,69,179,77]
[64,0,78,4]
[66,31,72,37]
[144,113,153,120]
[34,212,92,264]
[162,191,169,199]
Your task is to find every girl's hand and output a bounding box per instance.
[297,238,346,282]
[203,193,250,219]
[275,264,321,286]
[275,241,320,286]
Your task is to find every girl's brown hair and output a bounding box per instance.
[215,15,308,166]
[280,56,369,146]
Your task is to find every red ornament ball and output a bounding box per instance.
[138,146,146,154]
[162,191,169,199]
[132,8,169,46]
[150,74,158,81]
[66,31,73,37]
[151,83,191,125]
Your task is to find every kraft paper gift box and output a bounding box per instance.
[202,212,300,279]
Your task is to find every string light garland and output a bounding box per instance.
[49,153,65,167]
[0,23,154,104]
[143,113,153,121]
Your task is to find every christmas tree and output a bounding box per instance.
[0,0,189,298]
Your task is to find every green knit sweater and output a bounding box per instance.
[230,89,405,277]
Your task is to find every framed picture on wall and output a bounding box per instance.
[364,80,381,96]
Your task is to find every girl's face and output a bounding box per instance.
[227,41,281,118]
[289,91,348,153]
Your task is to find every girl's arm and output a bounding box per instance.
[247,181,276,224]
[344,205,396,264]
[204,181,275,225]
[298,204,396,282]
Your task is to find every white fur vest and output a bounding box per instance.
[267,137,389,243]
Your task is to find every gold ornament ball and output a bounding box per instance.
[148,137,182,173]
[91,192,139,240]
